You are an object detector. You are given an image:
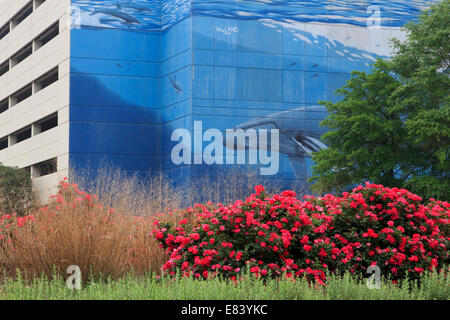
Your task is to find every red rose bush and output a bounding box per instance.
[154,183,449,283]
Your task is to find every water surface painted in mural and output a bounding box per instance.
[71,0,437,30]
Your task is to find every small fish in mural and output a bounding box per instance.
[90,8,141,24]
[115,1,153,13]
[169,76,183,94]
[312,63,319,68]
[345,36,351,40]
[289,62,297,67]
[312,73,320,78]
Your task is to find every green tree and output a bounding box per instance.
[310,1,449,200]
[309,60,414,193]
[390,0,449,199]
[0,163,35,216]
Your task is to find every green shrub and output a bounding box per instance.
[0,163,35,216]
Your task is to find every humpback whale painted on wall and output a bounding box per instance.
[229,106,328,179]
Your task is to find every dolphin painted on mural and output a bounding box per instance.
[169,76,183,94]
[115,1,153,13]
[90,8,141,24]
[227,106,328,178]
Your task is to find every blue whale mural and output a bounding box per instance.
[229,106,328,179]
[68,0,441,191]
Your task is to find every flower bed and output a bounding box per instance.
[153,183,449,284]
[1,180,448,284]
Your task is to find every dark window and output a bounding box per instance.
[11,84,32,106]
[0,137,7,151]
[33,158,57,177]
[0,23,10,40]
[16,126,32,143]
[35,21,59,50]
[11,2,33,29]
[38,112,58,133]
[0,60,9,77]
[34,0,46,9]
[34,67,58,92]
[0,98,8,114]
[11,43,33,67]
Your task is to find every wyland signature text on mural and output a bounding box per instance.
[216,25,239,35]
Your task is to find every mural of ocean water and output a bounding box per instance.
[71,0,190,30]
[71,0,439,31]
[68,0,441,184]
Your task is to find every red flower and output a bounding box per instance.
[281,190,297,198]
[414,267,424,274]
[319,248,327,257]
[190,233,200,241]
[300,235,309,244]
[250,266,260,274]
[255,185,265,195]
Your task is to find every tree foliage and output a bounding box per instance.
[0,163,35,216]
[310,0,449,200]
